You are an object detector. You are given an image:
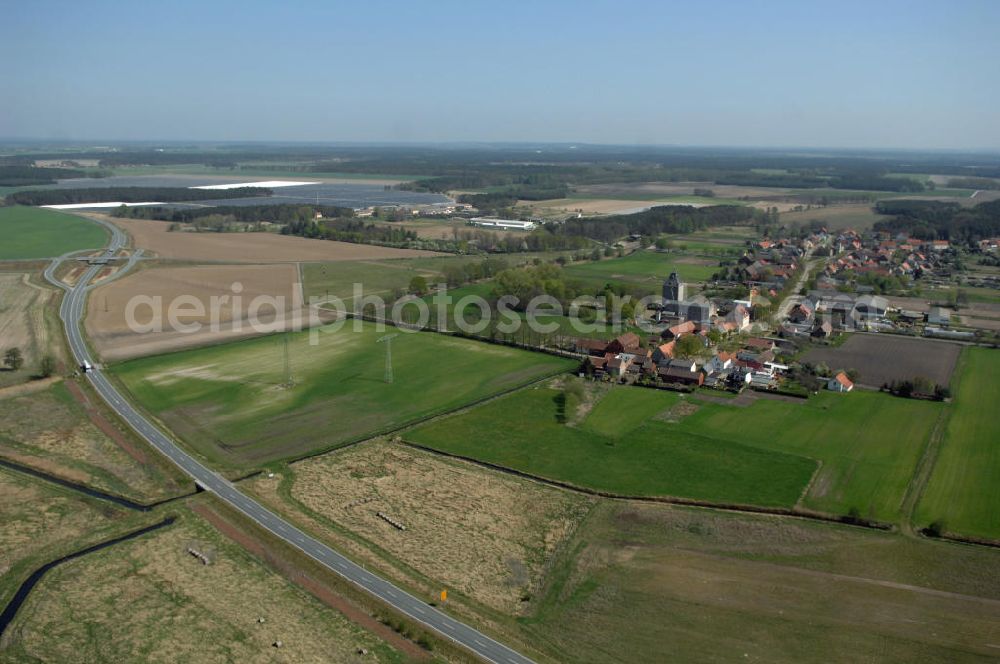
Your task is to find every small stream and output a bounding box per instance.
[0,517,175,636]
[0,458,194,511]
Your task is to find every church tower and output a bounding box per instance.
[662,272,685,303]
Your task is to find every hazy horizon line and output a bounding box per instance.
[2,138,999,156]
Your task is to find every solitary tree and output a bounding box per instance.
[3,347,23,371]
[408,275,429,296]
[38,355,56,378]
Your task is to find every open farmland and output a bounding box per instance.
[407,384,817,508]
[0,382,186,502]
[303,260,434,305]
[803,334,961,388]
[521,197,724,216]
[0,272,57,387]
[408,383,942,521]
[563,249,719,289]
[302,252,573,305]
[100,214,443,262]
[2,509,402,664]
[0,206,107,259]
[518,501,1000,663]
[85,262,307,361]
[113,322,574,469]
[917,348,1000,540]
[254,439,593,614]
[780,203,883,230]
[684,389,942,522]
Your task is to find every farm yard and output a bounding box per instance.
[917,348,1000,540]
[250,439,594,614]
[518,501,1000,663]
[802,334,961,389]
[112,322,574,469]
[0,206,107,260]
[407,381,943,521]
[85,263,307,361]
[2,509,402,664]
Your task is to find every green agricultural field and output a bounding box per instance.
[567,193,747,206]
[113,322,574,469]
[685,390,942,522]
[303,253,573,304]
[0,206,107,259]
[564,249,719,288]
[408,384,941,520]
[408,385,816,507]
[411,283,643,342]
[781,204,883,231]
[917,348,1000,540]
[302,260,430,304]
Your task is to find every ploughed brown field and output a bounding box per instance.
[85,263,314,361]
[95,214,443,263]
[803,334,961,388]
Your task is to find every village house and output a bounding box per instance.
[606,332,641,354]
[658,365,704,386]
[827,372,854,392]
[704,351,735,375]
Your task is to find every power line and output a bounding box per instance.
[377,333,398,384]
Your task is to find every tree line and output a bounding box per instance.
[0,165,109,186]
[873,199,1000,244]
[7,187,272,206]
[561,204,758,243]
[113,203,354,223]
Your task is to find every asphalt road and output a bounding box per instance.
[45,216,534,664]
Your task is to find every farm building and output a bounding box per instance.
[469,218,536,231]
[827,372,854,393]
[927,307,953,326]
[658,366,704,386]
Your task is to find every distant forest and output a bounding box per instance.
[114,203,354,223]
[873,199,1000,244]
[563,204,760,243]
[6,145,999,196]
[0,165,109,186]
[7,187,272,206]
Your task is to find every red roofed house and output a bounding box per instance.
[652,340,676,363]
[827,371,854,393]
[662,320,696,340]
[606,332,641,354]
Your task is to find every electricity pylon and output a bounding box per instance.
[282,331,294,387]
[377,333,398,384]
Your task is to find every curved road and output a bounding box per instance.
[45,216,533,664]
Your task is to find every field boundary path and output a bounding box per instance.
[43,214,536,664]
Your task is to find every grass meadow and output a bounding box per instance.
[113,322,574,469]
[408,383,942,519]
[563,249,719,287]
[519,500,1000,664]
[0,206,107,259]
[917,347,1000,540]
[408,385,816,508]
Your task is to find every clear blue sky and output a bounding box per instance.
[2,0,998,149]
